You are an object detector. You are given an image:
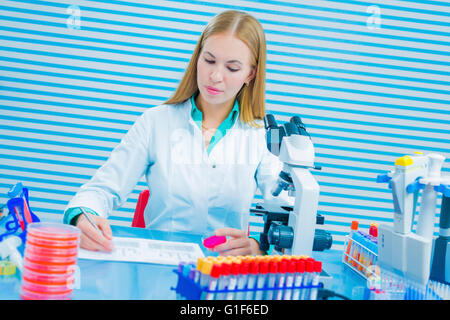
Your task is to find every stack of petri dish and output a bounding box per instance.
[20,222,81,300]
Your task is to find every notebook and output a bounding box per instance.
[78,236,204,265]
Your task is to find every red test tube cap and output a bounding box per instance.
[259,261,269,274]
[351,221,359,230]
[221,262,231,276]
[231,262,240,275]
[239,261,249,275]
[297,259,305,273]
[210,264,221,278]
[287,259,296,273]
[305,259,315,273]
[249,261,259,275]
[278,260,288,274]
[269,261,278,274]
[369,223,378,237]
[314,261,322,273]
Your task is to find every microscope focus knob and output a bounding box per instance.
[268,224,294,249]
[312,229,333,252]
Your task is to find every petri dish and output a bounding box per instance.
[24,257,77,274]
[21,278,74,294]
[25,235,79,248]
[25,253,78,266]
[22,268,75,286]
[27,222,80,240]
[25,242,79,257]
[20,286,73,300]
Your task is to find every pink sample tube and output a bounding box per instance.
[203,235,226,249]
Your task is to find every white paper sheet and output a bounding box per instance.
[77,236,204,265]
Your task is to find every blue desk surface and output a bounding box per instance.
[0,225,366,300]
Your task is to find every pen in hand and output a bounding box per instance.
[79,207,114,252]
[80,207,102,233]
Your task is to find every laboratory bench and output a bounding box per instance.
[0,224,366,300]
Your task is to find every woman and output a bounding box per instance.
[64,10,285,256]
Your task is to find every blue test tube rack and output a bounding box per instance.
[171,269,323,300]
[363,268,450,300]
[342,230,379,280]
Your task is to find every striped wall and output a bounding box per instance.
[1,0,449,250]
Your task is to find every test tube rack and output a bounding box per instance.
[171,269,322,300]
[342,232,378,280]
[365,268,449,300]
[343,231,449,300]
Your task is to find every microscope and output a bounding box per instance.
[377,152,450,285]
[253,114,332,257]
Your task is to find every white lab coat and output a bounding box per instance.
[66,99,286,235]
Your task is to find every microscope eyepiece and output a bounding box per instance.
[290,116,310,137]
[264,114,278,130]
[264,114,285,156]
[284,122,299,136]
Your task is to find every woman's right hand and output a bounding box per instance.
[76,213,114,252]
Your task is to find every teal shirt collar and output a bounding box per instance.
[190,94,239,154]
[190,95,239,127]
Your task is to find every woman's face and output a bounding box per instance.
[196,33,256,110]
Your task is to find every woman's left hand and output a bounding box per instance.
[212,227,263,256]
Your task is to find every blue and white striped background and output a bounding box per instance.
[1,0,449,250]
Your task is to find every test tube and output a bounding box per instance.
[302,258,315,300]
[265,259,279,300]
[345,221,358,262]
[184,263,194,278]
[245,260,259,300]
[226,259,240,300]
[292,258,305,300]
[275,259,288,300]
[182,263,194,300]
[254,260,269,300]
[176,262,187,300]
[206,263,221,300]
[235,260,249,300]
[351,234,361,268]
[199,260,213,299]
[216,261,230,300]
[357,246,366,272]
[188,268,198,297]
[310,260,322,300]
[369,223,378,237]
[195,257,204,284]
[200,259,213,286]
[283,259,297,300]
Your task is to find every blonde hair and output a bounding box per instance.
[164,10,267,127]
